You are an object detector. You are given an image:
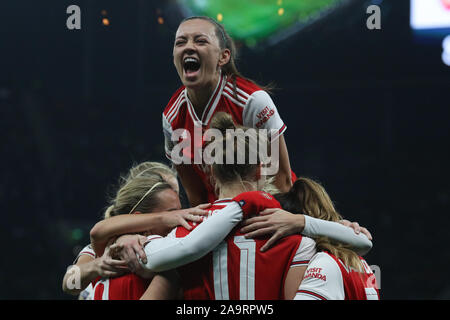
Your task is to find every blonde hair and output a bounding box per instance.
[123,161,176,182]
[275,178,364,272]
[208,112,277,195]
[103,162,175,219]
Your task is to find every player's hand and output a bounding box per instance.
[339,219,373,240]
[158,203,210,233]
[240,208,305,252]
[93,244,129,278]
[113,234,148,273]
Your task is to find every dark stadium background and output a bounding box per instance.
[1,0,449,299]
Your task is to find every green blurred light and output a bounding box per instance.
[181,0,343,44]
[71,228,83,241]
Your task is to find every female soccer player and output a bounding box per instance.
[163,16,294,207]
[275,178,379,300]
[62,162,207,299]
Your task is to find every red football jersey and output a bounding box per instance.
[92,273,151,300]
[174,191,316,300]
[295,252,380,300]
[162,75,290,203]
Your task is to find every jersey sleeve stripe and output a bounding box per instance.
[223,92,246,108]
[79,251,96,258]
[166,90,184,118]
[225,80,251,99]
[268,123,287,141]
[167,98,185,124]
[224,84,248,104]
[290,260,310,267]
[296,289,328,300]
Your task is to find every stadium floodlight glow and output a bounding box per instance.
[177,0,346,47]
[410,0,450,40]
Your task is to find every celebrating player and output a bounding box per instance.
[163,16,295,207]
[62,162,207,299]
[275,178,380,300]
[112,113,373,299]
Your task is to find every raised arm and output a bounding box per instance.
[273,135,293,193]
[174,164,209,207]
[90,206,208,256]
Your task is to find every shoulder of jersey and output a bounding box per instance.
[234,190,273,200]
[222,76,262,107]
[228,76,262,94]
[233,191,278,211]
[163,85,186,122]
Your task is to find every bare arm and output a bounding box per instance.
[284,266,307,300]
[62,255,96,296]
[140,271,181,300]
[62,245,127,296]
[90,206,208,256]
[273,134,293,193]
[175,164,209,207]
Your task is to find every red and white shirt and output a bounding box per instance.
[170,191,316,300]
[92,274,151,300]
[73,244,96,264]
[73,244,150,300]
[294,252,380,300]
[162,75,288,202]
[73,244,96,300]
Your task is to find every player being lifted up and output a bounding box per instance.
[163,16,295,207]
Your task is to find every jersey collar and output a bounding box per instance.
[185,73,227,126]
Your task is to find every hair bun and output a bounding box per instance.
[210,112,236,133]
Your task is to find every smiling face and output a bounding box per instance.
[173,19,230,90]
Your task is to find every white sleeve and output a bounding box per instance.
[140,202,243,272]
[162,113,174,161]
[302,215,373,256]
[294,252,345,300]
[243,90,286,139]
[73,244,96,264]
[290,237,316,267]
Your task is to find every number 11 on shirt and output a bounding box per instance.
[213,236,256,300]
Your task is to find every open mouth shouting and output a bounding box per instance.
[183,56,201,80]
